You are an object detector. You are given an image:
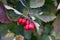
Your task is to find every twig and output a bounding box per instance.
[19,0,32,19]
[19,0,27,8]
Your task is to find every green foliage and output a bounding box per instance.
[0,0,60,40]
[8,23,24,35]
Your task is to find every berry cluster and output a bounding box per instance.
[17,18,35,31]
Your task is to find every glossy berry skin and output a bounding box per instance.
[24,22,35,31]
[17,18,35,31]
[17,18,23,24]
[17,18,27,24]
[24,25,29,31]
[25,20,30,25]
[22,18,27,24]
[28,23,35,30]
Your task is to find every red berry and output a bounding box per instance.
[25,20,30,25]
[24,22,35,31]
[22,18,27,24]
[28,23,35,30]
[17,18,23,24]
[24,25,29,31]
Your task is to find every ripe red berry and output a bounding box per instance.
[22,18,27,24]
[28,23,35,30]
[17,18,23,24]
[24,22,35,31]
[17,18,35,31]
[24,25,29,31]
[25,20,30,25]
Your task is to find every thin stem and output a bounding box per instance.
[19,0,31,19]
[19,0,27,8]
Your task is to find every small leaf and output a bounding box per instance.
[30,8,41,16]
[8,23,24,35]
[23,9,28,16]
[24,31,32,40]
[35,12,56,23]
[40,34,49,40]
[0,1,11,23]
[1,0,7,4]
[0,24,9,36]
[7,10,20,21]
[30,0,45,8]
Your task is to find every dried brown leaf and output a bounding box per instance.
[16,35,24,40]
[0,1,11,23]
[53,14,60,33]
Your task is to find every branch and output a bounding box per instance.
[19,0,27,8]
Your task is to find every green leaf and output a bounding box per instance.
[30,9,56,23]
[30,8,41,16]
[30,0,45,8]
[23,9,28,17]
[24,31,32,40]
[7,10,20,21]
[0,0,7,4]
[7,0,24,13]
[35,12,56,23]
[51,36,55,40]
[35,17,41,24]
[41,0,57,14]
[0,23,8,36]
[43,22,53,34]
[8,23,24,35]
[7,0,18,5]
[14,1,24,13]
[40,34,49,40]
